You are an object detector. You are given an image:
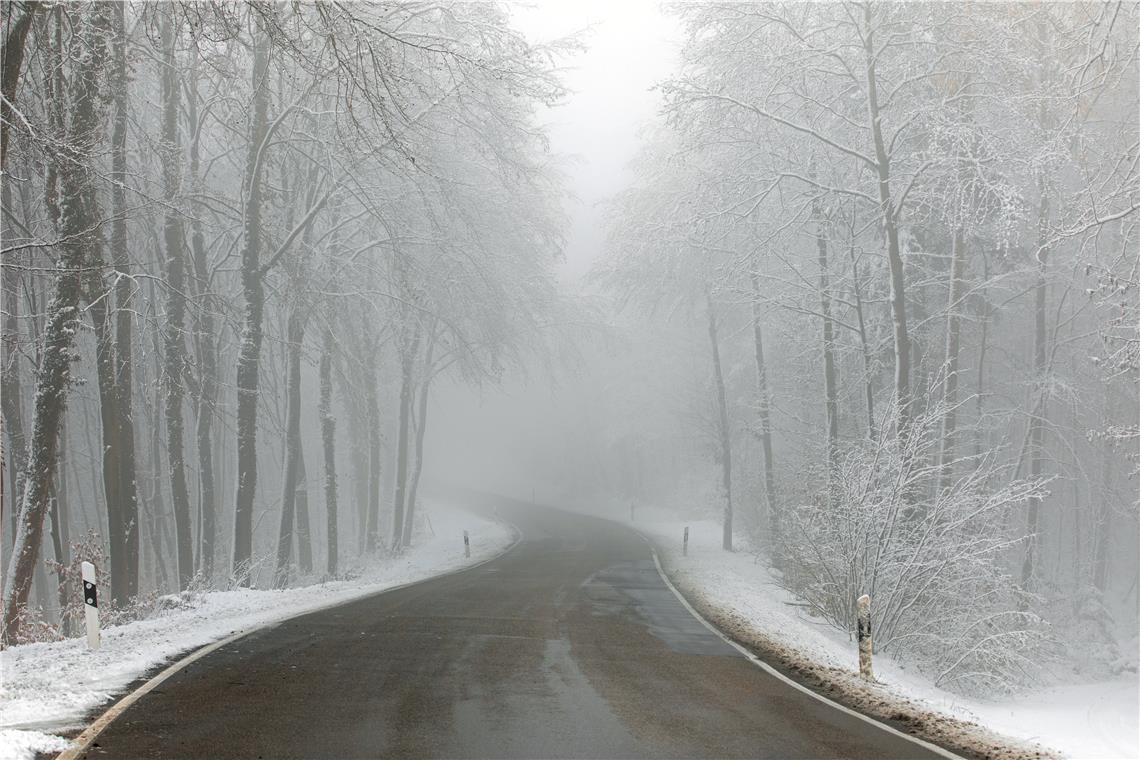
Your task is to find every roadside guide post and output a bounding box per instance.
[82,561,100,650]
[463,530,470,558]
[683,526,689,557]
[857,594,872,679]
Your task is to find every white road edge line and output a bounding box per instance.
[640,534,963,760]
[55,518,523,760]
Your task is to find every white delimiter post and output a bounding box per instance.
[463,530,470,558]
[82,561,100,650]
[856,594,872,679]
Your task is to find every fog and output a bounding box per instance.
[425,0,682,501]
[2,0,1137,709]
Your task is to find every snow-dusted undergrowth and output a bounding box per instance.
[622,506,1138,760]
[0,502,513,760]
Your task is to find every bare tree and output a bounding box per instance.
[3,2,113,642]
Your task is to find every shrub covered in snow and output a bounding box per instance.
[776,406,1057,695]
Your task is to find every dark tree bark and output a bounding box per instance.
[48,430,69,628]
[232,30,271,581]
[280,185,321,577]
[274,312,305,586]
[45,489,64,583]
[705,292,733,552]
[186,53,218,580]
[0,1,41,167]
[145,325,173,594]
[319,328,338,576]
[364,356,382,554]
[350,410,368,555]
[748,271,778,540]
[2,2,112,643]
[403,328,436,548]
[159,8,193,590]
[392,325,420,550]
[52,423,69,562]
[295,448,312,575]
[1,187,28,544]
[86,236,126,601]
[109,0,139,601]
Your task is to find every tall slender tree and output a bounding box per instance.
[3,2,114,642]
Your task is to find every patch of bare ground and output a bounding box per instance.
[659,561,1058,760]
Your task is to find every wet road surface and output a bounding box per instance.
[81,501,942,758]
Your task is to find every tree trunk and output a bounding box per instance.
[49,443,70,629]
[847,236,876,440]
[186,53,218,581]
[52,423,70,566]
[814,205,840,492]
[974,252,990,465]
[705,292,733,552]
[109,0,139,602]
[232,30,271,581]
[365,359,382,554]
[2,2,112,644]
[4,447,14,559]
[350,412,368,555]
[0,1,40,167]
[87,251,126,601]
[146,349,172,595]
[45,489,64,583]
[938,228,967,495]
[295,448,312,575]
[748,271,778,541]
[1021,187,1050,593]
[80,403,103,530]
[1,214,28,547]
[861,4,911,438]
[403,328,436,548]
[274,312,304,586]
[319,328,338,576]
[392,326,420,550]
[1020,33,1057,594]
[159,8,193,590]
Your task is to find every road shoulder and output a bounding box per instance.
[652,551,1052,760]
[600,502,1055,760]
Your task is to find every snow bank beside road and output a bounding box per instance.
[0,502,513,760]
[627,509,1139,760]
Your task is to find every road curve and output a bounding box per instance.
[77,500,943,759]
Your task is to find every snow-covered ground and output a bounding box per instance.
[0,501,514,760]
[622,507,1139,760]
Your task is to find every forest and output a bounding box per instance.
[557,1,1136,695]
[2,0,1138,704]
[1,1,572,644]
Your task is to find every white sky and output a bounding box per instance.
[509,0,682,281]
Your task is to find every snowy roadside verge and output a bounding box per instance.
[623,510,1138,760]
[0,502,514,760]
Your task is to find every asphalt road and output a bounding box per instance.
[80,501,942,759]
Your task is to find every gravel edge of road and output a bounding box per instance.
[650,545,1058,760]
